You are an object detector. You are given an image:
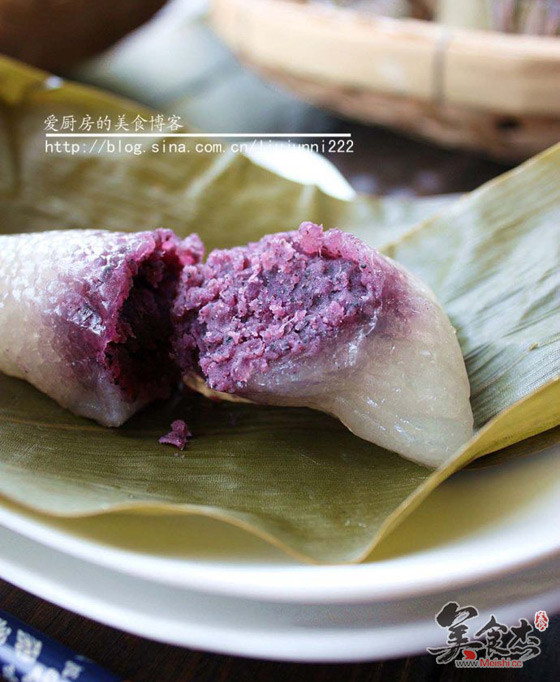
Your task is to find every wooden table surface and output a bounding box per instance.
[1,121,558,682]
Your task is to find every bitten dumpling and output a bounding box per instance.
[0,228,202,426]
[173,222,473,466]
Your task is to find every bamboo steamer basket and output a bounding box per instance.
[211,0,560,160]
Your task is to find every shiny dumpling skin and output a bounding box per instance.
[175,223,474,467]
[243,264,473,467]
[0,228,201,427]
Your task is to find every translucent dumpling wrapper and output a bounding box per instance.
[173,222,474,467]
[0,228,203,427]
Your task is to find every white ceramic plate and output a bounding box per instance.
[1,520,559,662]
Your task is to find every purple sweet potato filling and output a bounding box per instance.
[104,250,182,401]
[59,229,203,404]
[159,419,192,450]
[173,222,409,393]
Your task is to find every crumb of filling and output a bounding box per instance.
[173,222,408,393]
[159,419,192,450]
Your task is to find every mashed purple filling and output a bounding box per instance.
[173,222,409,393]
[58,229,203,404]
[159,419,192,450]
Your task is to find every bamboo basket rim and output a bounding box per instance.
[211,0,560,117]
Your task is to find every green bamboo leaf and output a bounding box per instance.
[384,146,560,435]
[0,56,557,563]
[0,56,448,249]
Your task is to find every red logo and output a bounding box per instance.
[463,649,477,660]
[534,610,549,632]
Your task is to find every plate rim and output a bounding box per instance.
[1,473,560,605]
[1,522,560,662]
